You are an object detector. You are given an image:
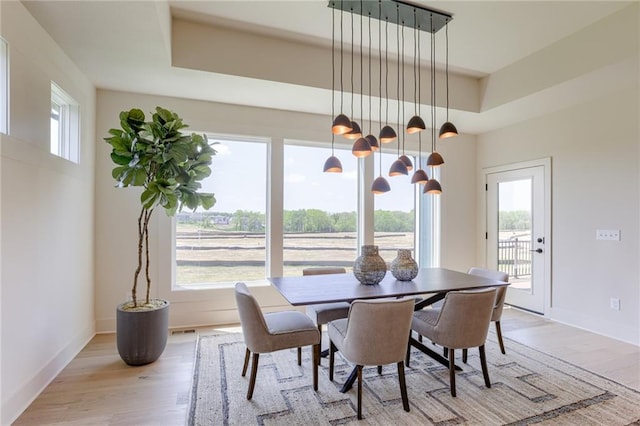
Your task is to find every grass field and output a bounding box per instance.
[176,229,414,285]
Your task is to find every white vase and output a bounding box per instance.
[353,245,387,285]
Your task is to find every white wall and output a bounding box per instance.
[0,2,96,423]
[94,89,477,332]
[476,4,639,345]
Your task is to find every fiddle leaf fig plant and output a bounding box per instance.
[105,107,216,308]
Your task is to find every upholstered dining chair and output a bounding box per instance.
[465,267,509,361]
[234,282,321,400]
[408,288,497,397]
[302,267,349,359]
[328,298,415,419]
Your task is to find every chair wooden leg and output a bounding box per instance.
[495,321,506,354]
[312,344,320,391]
[377,365,382,374]
[418,334,423,343]
[356,365,363,420]
[448,348,456,397]
[247,352,260,400]
[462,348,468,364]
[397,361,410,412]
[406,341,411,367]
[479,345,491,388]
[443,347,448,358]
[297,347,302,366]
[329,340,336,382]
[242,348,251,377]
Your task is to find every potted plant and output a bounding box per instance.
[105,107,216,365]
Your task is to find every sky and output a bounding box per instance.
[202,138,416,214]
[498,179,531,212]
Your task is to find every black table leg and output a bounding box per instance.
[409,336,462,371]
[339,366,359,393]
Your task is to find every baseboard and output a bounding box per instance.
[2,323,95,425]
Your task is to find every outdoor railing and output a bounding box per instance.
[498,238,532,278]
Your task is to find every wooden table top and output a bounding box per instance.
[269,267,509,306]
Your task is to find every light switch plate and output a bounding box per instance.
[596,229,620,241]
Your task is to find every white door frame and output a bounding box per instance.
[481,158,552,316]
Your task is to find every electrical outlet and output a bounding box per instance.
[610,298,620,311]
[596,229,621,241]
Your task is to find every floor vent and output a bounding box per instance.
[171,329,196,335]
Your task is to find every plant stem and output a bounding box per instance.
[144,208,154,304]
[133,207,145,307]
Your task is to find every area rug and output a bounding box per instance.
[187,332,640,425]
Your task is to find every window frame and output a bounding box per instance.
[0,37,8,134]
[50,82,80,163]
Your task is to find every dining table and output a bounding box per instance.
[269,267,509,393]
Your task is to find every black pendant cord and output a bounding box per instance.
[396,4,401,157]
[415,16,422,167]
[401,19,406,155]
[339,0,344,117]
[331,7,336,155]
[445,22,450,122]
[350,8,355,121]
[359,0,363,132]
[378,2,384,170]
[431,14,436,154]
[368,12,373,135]
[385,17,389,126]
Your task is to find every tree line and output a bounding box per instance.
[499,210,530,231]
[177,209,414,233]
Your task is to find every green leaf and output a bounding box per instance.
[110,152,131,166]
[200,193,216,210]
[141,188,160,210]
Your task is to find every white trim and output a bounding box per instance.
[0,37,8,134]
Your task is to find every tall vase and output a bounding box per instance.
[353,245,387,285]
[390,249,418,281]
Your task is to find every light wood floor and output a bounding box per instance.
[14,308,640,425]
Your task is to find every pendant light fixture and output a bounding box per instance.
[331,0,352,135]
[352,3,372,158]
[425,14,443,195]
[364,10,379,152]
[407,10,426,135]
[371,1,390,194]
[389,5,408,177]
[439,21,458,139]
[326,1,452,193]
[379,15,396,144]
[397,18,413,171]
[411,20,428,184]
[325,5,343,172]
[344,7,362,140]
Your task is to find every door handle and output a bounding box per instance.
[530,248,543,253]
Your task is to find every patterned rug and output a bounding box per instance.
[187,332,640,425]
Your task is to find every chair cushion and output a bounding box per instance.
[411,308,440,335]
[306,302,351,325]
[257,311,320,353]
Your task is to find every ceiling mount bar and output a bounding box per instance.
[328,0,452,33]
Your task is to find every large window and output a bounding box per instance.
[374,151,416,265]
[0,37,7,134]
[50,82,80,163]
[175,137,267,286]
[282,144,357,276]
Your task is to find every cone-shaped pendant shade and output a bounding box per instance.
[407,115,426,134]
[352,137,372,158]
[411,169,429,185]
[399,155,413,171]
[424,178,442,194]
[332,114,352,135]
[379,125,397,143]
[389,158,409,176]
[365,134,379,152]
[344,121,362,140]
[427,152,445,167]
[371,176,391,194]
[439,121,458,139]
[323,155,343,173]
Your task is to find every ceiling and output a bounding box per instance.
[22,0,632,134]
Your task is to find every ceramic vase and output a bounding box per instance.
[390,249,418,281]
[353,245,387,285]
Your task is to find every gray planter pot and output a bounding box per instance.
[116,299,170,366]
